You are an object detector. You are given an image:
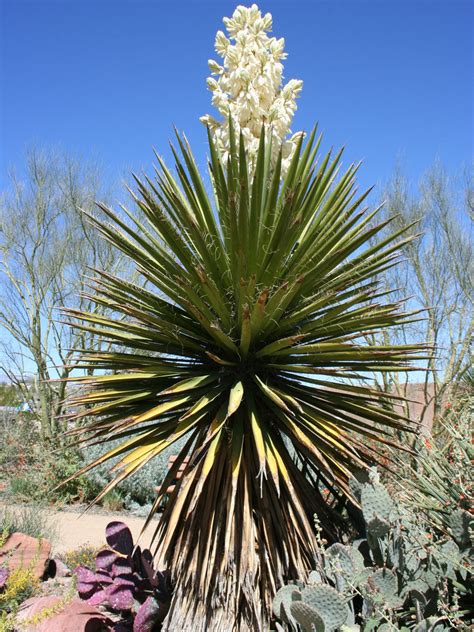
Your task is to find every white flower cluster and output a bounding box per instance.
[200,4,303,176]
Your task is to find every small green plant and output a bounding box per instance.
[9,475,40,501]
[0,565,39,610]
[41,450,102,504]
[6,448,101,506]
[58,545,103,571]
[0,506,57,543]
[101,489,124,512]
[0,543,42,632]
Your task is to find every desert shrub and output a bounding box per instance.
[0,566,39,611]
[8,476,39,501]
[393,395,473,538]
[0,408,103,506]
[6,449,102,506]
[82,436,187,508]
[0,569,76,632]
[0,410,40,475]
[0,505,57,543]
[41,450,102,504]
[101,489,124,512]
[4,431,174,509]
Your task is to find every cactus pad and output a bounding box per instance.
[449,509,472,547]
[301,584,348,631]
[366,515,391,538]
[367,568,402,608]
[290,601,325,632]
[273,584,301,622]
[361,482,393,524]
[325,543,356,575]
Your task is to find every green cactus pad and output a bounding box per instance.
[290,601,325,632]
[308,570,323,584]
[349,470,371,499]
[366,515,391,538]
[301,584,348,631]
[439,539,460,563]
[354,567,373,588]
[325,543,357,575]
[367,568,402,608]
[350,542,366,571]
[273,584,301,621]
[361,482,393,524]
[403,577,431,596]
[449,509,473,548]
[369,567,398,594]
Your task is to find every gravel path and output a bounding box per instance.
[1,502,160,554]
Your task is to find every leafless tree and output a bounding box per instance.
[0,147,124,439]
[373,160,473,427]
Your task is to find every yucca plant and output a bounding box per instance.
[62,124,427,630]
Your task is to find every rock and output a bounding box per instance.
[39,576,75,598]
[16,595,112,631]
[48,557,73,578]
[0,532,52,580]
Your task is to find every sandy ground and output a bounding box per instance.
[1,503,160,555]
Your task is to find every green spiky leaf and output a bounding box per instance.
[65,128,425,626]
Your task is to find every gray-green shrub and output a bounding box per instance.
[81,436,187,508]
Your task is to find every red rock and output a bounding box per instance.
[0,532,51,580]
[16,595,111,631]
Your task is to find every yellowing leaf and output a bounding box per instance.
[159,374,215,395]
[227,380,244,418]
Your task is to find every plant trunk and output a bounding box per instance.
[162,580,268,632]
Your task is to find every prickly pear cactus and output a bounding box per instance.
[273,583,349,631]
[361,475,393,539]
[301,585,348,630]
[290,601,325,632]
[272,475,473,631]
[450,508,473,548]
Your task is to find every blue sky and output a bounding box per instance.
[1,0,472,198]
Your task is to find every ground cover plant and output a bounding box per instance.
[0,529,46,632]
[0,563,41,632]
[60,5,430,629]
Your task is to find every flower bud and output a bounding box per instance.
[262,13,272,31]
[206,77,219,92]
[208,59,223,75]
[215,30,229,55]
